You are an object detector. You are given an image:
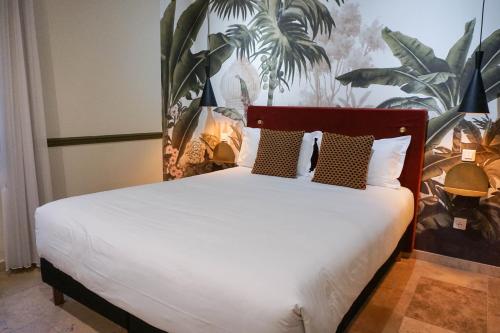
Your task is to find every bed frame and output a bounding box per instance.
[41,106,428,333]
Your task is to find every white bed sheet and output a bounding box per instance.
[36,167,414,333]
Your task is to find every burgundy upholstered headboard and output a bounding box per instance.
[247,105,428,252]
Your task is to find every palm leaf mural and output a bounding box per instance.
[171,98,202,162]
[216,0,343,105]
[169,39,234,163]
[226,24,259,60]
[170,33,234,106]
[162,0,348,181]
[237,75,251,110]
[461,30,500,98]
[475,115,500,146]
[161,0,176,143]
[213,107,245,123]
[420,117,500,242]
[426,107,464,148]
[168,0,207,81]
[254,4,331,81]
[446,19,475,77]
[284,0,337,38]
[336,21,500,150]
[210,0,259,20]
[381,27,451,75]
[378,96,441,114]
[167,0,210,108]
[336,20,500,247]
[229,124,243,151]
[161,0,237,179]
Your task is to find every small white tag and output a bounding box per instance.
[453,217,467,230]
[462,149,476,162]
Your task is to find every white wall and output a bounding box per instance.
[34,0,163,199]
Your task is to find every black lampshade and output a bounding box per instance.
[457,51,489,114]
[200,67,217,107]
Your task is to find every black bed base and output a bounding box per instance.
[40,243,402,333]
[40,258,164,333]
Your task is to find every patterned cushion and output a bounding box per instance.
[313,133,374,189]
[252,129,304,178]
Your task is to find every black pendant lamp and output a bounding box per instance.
[200,67,217,107]
[200,7,217,107]
[457,0,489,114]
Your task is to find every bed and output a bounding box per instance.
[36,106,428,333]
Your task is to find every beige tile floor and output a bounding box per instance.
[0,258,498,333]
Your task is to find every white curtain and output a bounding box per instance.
[0,0,53,270]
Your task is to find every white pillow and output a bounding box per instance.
[297,131,322,176]
[237,128,322,175]
[367,135,411,188]
[237,127,261,168]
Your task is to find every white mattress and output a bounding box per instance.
[36,167,414,333]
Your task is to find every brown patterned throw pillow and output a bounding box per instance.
[252,129,304,178]
[313,133,374,189]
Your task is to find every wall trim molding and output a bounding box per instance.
[47,132,162,147]
[413,250,500,278]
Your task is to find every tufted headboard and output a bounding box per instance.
[247,105,428,252]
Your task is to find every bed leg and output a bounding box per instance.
[400,251,412,259]
[53,288,65,306]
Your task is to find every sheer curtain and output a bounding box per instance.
[0,0,52,270]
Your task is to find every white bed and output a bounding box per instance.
[36,167,414,333]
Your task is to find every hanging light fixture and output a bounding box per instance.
[457,0,489,114]
[200,67,217,107]
[200,6,217,107]
[200,4,221,158]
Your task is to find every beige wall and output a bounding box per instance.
[0,199,4,267]
[49,141,162,198]
[34,0,163,199]
[0,0,162,265]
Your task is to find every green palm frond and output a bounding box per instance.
[284,0,336,38]
[337,22,500,149]
[251,1,331,81]
[223,0,339,104]
[226,24,259,59]
[210,0,258,20]
[277,17,330,80]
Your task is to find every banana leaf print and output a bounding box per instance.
[336,20,500,149]
[336,19,500,255]
[163,0,346,180]
[378,96,442,114]
[170,98,201,164]
[210,0,259,20]
[161,0,235,173]
[237,75,251,114]
[161,0,176,143]
[213,107,246,123]
[419,117,500,243]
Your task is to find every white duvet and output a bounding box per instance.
[36,167,413,333]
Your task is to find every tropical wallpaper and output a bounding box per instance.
[160,0,500,266]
